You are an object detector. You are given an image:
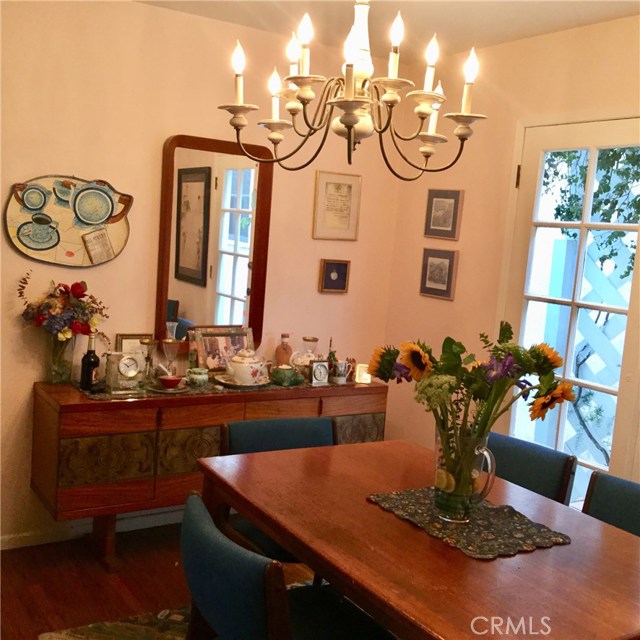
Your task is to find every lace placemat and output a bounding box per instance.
[368,486,571,560]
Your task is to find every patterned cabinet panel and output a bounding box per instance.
[157,426,222,475]
[58,432,156,488]
[334,413,386,444]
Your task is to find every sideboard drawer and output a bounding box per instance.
[161,403,245,429]
[60,408,157,437]
[245,398,320,419]
[321,394,388,417]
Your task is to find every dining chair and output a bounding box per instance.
[582,471,640,536]
[221,417,334,562]
[487,432,577,504]
[181,494,394,640]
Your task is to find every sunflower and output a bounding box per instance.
[368,346,401,382]
[399,341,433,381]
[529,381,575,421]
[533,343,564,370]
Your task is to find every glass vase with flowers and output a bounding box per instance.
[368,321,574,522]
[18,271,109,384]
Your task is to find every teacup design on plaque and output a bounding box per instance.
[16,212,60,251]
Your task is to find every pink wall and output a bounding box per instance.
[1,1,638,547]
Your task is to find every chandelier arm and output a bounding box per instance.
[426,139,467,172]
[234,127,319,164]
[391,118,427,142]
[272,118,334,171]
[299,79,341,133]
[377,131,427,182]
[386,127,468,173]
[369,86,393,135]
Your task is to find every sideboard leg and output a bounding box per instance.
[89,514,122,572]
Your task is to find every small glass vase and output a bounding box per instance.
[46,334,76,384]
[434,428,496,523]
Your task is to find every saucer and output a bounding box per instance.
[16,221,60,251]
[214,374,270,389]
[146,382,189,394]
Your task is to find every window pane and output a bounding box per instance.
[215,295,231,325]
[569,308,627,389]
[231,300,245,325]
[527,227,578,298]
[233,256,249,299]
[580,229,637,305]
[522,300,571,363]
[562,385,615,469]
[591,147,640,224]
[217,254,233,295]
[238,214,252,255]
[538,149,589,222]
[223,169,238,209]
[240,169,254,210]
[511,397,558,449]
[219,212,236,252]
[569,464,593,507]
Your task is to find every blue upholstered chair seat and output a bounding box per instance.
[182,494,393,640]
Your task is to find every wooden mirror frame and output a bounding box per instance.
[155,135,273,346]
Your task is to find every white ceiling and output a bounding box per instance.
[144,1,639,57]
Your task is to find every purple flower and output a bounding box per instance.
[483,353,520,382]
[391,362,412,384]
[516,378,533,400]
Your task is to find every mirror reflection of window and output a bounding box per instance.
[213,158,257,326]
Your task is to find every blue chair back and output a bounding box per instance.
[582,471,640,536]
[226,417,334,455]
[487,432,576,504]
[181,494,273,640]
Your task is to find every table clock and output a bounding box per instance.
[310,361,330,386]
[105,351,145,394]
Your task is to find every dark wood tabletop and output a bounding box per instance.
[198,439,640,640]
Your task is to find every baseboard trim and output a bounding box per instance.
[1,506,185,550]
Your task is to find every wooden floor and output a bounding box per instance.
[1,524,190,640]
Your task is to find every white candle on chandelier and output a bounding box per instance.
[343,29,357,100]
[286,32,301,76]
[387,12,404,79]
[423,34,439,92]
[231,41,246,104]
[268,68,282,120]
[298,13,313,76]
[461,48,479,114]
[428,81,444,134]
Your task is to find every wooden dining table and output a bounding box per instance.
[197,439,640,640]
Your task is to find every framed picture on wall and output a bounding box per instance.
[420,248,458,300]
[175,167,211,286]
[424,189,463,240]
[318,259,350,293]
[115,333,154,353]
[313,171,361,240]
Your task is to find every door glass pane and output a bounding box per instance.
[591,147,640,224]
[570,308,627,389]
[217,254,233,295]
[224,169,239,209]
[538,149,589,222]
[527,227,579,298]
[240,169,254,210]
[562,385,615,468]
[233,256,249,298]
[231,300,245,325]
[215,295,231,324]
[219,212,237,252]
[522,300,571,363]
[238,214,252,255]
[580,229,637,305]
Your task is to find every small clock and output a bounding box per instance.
[106,351,145,395]
[310,361,329,386]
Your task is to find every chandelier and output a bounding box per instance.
[218,0,486,180]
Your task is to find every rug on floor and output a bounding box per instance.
[38,608,189,640]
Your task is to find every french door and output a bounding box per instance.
[504,118,640,502]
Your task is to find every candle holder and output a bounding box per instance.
[284,75,326,104]
[406,90,446,118]
[258,119,294,145]
[444,113,487,140]
[371,78,415,107]
[418,132,449,157]
[218,103,259,130]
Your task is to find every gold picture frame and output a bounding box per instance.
[115,333,154,353]
[312,171,361,240]
[318,259,350,293]
[193,325,254,372]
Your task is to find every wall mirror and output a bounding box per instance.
[155,135,273,346]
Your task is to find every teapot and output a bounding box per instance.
[226,349,268,385]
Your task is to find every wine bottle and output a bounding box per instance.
[80,333,100,391]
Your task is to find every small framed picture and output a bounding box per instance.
[175,166,211,286]
[319,259,350,294]
[424,189,463,240]
[115,333,154,353]
[194,326,254,371]
[420,249,458,300]
[313,171,361,241]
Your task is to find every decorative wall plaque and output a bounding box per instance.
[4,175,133,267]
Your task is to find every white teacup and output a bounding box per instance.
[333,361,353,379]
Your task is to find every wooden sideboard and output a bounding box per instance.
[32,381,387,568]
